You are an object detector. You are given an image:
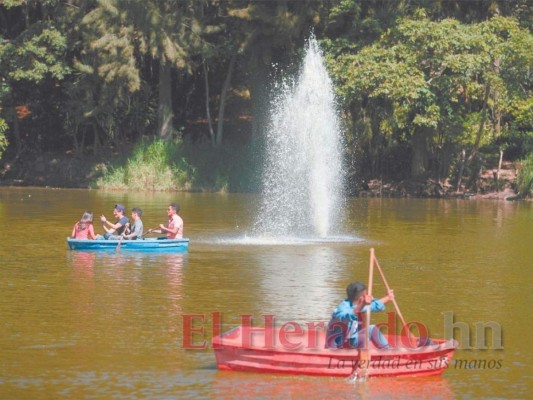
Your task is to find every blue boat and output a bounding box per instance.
[67,237,189,252]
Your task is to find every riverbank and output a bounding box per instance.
[0,150,522,200]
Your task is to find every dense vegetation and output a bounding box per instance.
[0,0,532,196]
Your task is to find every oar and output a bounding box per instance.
[372,253,409,337]
[115,233,125,252]
[359,248,375,379]
[140,227,159,239]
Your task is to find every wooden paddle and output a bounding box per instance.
[115,233,125,252]
[140,227,159,239]
[358,248,375,379]
[371,253,412,348]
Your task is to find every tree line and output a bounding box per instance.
[0,0,531,193]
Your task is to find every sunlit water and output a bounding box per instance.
[254,36,344,239]
[0,187,532,399]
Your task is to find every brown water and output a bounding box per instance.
[0,187,531,399]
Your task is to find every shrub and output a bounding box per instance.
[96,138,194,191]
[517,152,533,197]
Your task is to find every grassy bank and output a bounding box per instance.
[95,138,259,193]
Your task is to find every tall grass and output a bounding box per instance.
[96,138,193,191]
[517,152,533,197]
[95,137,260,192]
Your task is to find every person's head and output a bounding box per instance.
[346,282,367,302]
[78,211,93,230]
[80,211,93,223]
[113,204,126,217]
[167,203,180,215]
[131,207,142,219]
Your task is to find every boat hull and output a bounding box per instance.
[213,326,456,378]
[67,237,189,252]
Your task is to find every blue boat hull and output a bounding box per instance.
[67,237,189,252]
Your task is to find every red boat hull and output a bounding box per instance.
[213,326,457,378]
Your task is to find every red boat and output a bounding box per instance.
[213,325,457,378]
[214,249,457,378]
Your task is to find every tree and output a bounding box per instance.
[327,11,532,184]
[0,0,71,157]
[80,0,203,141]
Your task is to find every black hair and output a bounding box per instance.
[132,207,143,217]
[169,203,180,213]
[346,282,367,301]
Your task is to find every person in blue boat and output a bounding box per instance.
[71,211,97,240]
[99,204,129,239]
[151,203,183,239]
[325,281,394,349]
[122,207,144,240]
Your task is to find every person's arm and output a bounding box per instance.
[160,215,179,235]
[100,215,123,231]
[88,224,97,240]
[124,223,141,239]
[102,223,115,235]
[158,223,171,234]
[71,223,77,238]
[360,291,393,313]
[378,289,394,305]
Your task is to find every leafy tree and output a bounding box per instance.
[0,0,71,157]
[327,11,532,185]
[79,0,203,142]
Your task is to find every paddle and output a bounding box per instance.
[358,248,375,380]
[115,233,125,252]
[140,227,159,239]
[371,252,414,349]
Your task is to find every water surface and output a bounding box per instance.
[0,188,531,398]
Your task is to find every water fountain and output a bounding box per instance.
[254,36,345,240]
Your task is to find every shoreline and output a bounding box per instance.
[0,180,522,201]
[0,152,523,200]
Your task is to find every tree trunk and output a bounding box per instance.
[410,128,429,178]
[469,83,490,161]
[495,148,504,192]
[157,62,173,140]
[13,111,22,156]
[456,149,466,192]
[463,83,490,189]
[216,50,237,146]
[249,49,270,143]
[92,122,100,155]
[202,60,215,146]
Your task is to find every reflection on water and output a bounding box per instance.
[195,234,363,246]
[1,188,532,399]
[250,244,349,323]
[212,371,454,400]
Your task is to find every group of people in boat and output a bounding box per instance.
[71,203,184,241]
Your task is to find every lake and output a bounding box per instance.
[0,187,531,399]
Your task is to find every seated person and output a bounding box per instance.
[71,211,97,239]
[123,207,144,240]
[151,203,183,239]
[99,204,129,239]
[325,281,394,349]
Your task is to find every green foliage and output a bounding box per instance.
[0,0,531,193]
[517,153,533,197]
[1,24,70,82]
[96,138,193,191]
[325,13,533,181]
[0,118,8,159]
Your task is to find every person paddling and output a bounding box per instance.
[123,207,144,240]
[151,203,183,239]
[99,204,129,239]
[325,282,394,349]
